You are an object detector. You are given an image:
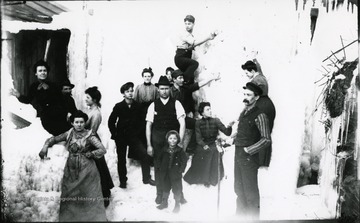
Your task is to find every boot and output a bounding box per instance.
[155,194,162,204]
[180,193,187,204]
[172,201,180,213]
[156,198,168,210]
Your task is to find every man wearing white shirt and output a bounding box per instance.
[146,76,186,205]
[174,15,217,84]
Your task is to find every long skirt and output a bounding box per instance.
[183,142,224,186]
[59,154,107,222]
[95,157,114,198]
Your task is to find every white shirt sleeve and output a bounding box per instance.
[145,102,155,123]
[175,100,186,119]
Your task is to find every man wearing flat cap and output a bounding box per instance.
[174,15,218,85]
[146,76,186,205]
[233,82,272,220]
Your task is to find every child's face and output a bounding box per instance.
[168,134,178,147]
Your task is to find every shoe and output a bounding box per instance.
[156,199,168,210]
[155,194,162,204]
[120,182,127,189]
[172,202,180,213]
[204,183,210,188]
[143,179,155,186]
[180,196,187,204]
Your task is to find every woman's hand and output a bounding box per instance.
[39,148,48,159]
[203,145,210,150]
[85,152,93,159]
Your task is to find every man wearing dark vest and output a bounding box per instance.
[146,76,186,205]
[234,82,272,220]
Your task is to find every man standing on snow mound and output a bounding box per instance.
[174,15,217,85]
[146,76,186,205]
[241,60,276,166]
[234,82,272,220]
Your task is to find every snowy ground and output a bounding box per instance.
[2,107,333,222]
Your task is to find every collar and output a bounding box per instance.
[160,97,169,105]
[243,103,257,115]
[37,81,49,90]
[171,85,180,93]
[144,82,152,86]
[167,145,181,153]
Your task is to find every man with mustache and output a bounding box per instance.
[234,82,272,220]
[241,60,276,166]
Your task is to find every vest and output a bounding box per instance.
[234,106,262,147]
[152,98,180,131]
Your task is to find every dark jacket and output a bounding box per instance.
[235,106,272,167]
[108,100,143,140]
[256,96,276,167]
[62,95,77,116]
[159,145,188,174]
[170,83,199,114]
[18,81,66,118]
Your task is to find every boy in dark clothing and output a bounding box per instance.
[108,82,155,188]
[157,130,188,213]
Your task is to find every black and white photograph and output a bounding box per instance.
[1,0,359,222]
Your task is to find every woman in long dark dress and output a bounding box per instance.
[84,86,114,207]
[184,102,234,186]
[39,110,107,222]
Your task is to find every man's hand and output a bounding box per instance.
[227,121,235,128]
[147,145,154,157]
[212,72,221,81]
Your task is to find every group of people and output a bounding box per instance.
[10,14,276,221]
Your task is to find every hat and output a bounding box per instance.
[155,75,173,87]
[184,15,195,23]
[61,79,74,89]
[171,69,184,79]
[120,82,134,94]
[243,82,262,96]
